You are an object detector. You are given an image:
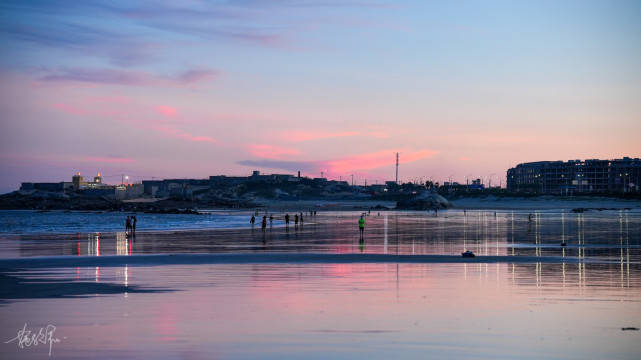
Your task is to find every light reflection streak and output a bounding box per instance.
[620,211,624,288]
[87,233,100,256]
[116,232,130,256]
[511,211,514,256]
[626,211,630,288]
[383,214,388,254]
[463,212,467,252]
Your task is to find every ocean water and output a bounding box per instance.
[0,210,267,235]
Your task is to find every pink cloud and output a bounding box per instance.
[325,149,438,173]
[52,103,87,115]
[155,105,177,117]
[248,144,301,159]
[281,130,360,142]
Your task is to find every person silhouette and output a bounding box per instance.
[358,215,365,240]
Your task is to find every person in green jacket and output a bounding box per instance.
[358,215,365,240]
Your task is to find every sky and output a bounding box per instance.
[1,0,640,192]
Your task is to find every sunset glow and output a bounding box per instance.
[0,1,639,191]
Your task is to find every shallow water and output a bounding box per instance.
[2,210,640,263]
[0,209,264,235]
[1,210,640,359]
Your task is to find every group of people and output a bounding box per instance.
[250,214,275,231]
[125,215,137,237]
[248,210,370,240]
[250,210,320,231]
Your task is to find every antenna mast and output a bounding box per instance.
[395,152,399,184]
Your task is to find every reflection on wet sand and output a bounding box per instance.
[6,210,638,264]
[3,260,638,359]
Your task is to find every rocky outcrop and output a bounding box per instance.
[396,192,451,210]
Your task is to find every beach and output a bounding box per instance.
[1,209,640,359]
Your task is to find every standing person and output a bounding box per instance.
[132,216,137,237]
[285,213,290,227]
[125,216,131,237]
[269,214,273,227]
[295,214,299,228]
[250,215,256,226]
[261,216,267,231]
[300,213,304,225]
[358,215,365,240]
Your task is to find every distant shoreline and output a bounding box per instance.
[2,192,641,212]
[448,195,641,210]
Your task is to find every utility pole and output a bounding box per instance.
[395,152,399,184]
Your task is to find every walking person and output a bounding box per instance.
[250,215,256,227]
[295,214,299,228]
[285,213,290,228]
[261,216,267,231]
[358,215,365,240]
[300,212,304,225]
[125,216,131,237]
[269,214,273,228]
[132,216,137,237]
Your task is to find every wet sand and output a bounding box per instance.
[1,210,640,359]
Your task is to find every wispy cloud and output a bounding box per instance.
[325,149,438,173]
[238,148,438,174]
[237,159,319,173]
[38,68,217,87]
[281,130,360,142]
[49,97,214,144]
[0,17,158,67]
[155,105,177,117]
[82,156,135,164]
[248,144,301,159]
[52,103,87,116]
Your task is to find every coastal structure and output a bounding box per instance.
[507,157,641,194]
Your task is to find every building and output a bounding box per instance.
[72,172,86,190]
[20,182,69,192]
[507,157,640,194]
